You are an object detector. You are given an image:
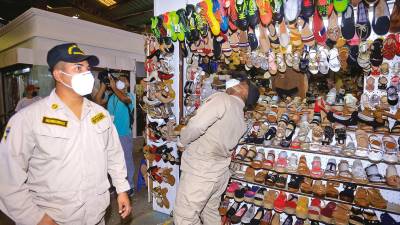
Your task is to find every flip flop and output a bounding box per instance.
[285,45,294,67]
[248,27,259,51]
[300,46,310,72]
[327,11,341,42]
[248,0,261,29]
[284,0,301,22]
[338,46,349,71]
[194,6,209,38]
[213,0,229,33]
[269,51,278,75]
[329,47,341,72]
[308,48,319,74]
[257,0,273,26]
[299,17,316,47]
[289,21,303,48]
[272,0,284,23]
[236,0,249,30]
[370,38,384,67]
[239,30,250,52]
[279,20,290,47]
[317,0,333,17]
[227,0,239,31]
[313,10,327,45]
[318,46,330,74]
[301,0,315,18]
[389,0,400,33]
[333,0,349,13]
[293,50,301,71]
[277,52,287,72]
[170,11,185,42]
[186,5,200,42]
[199,0,221,36]
[355,1,371,41]
[341,5,355,40]
[268,23,281,49]
[372,0,390,36]
[259,25,271,53]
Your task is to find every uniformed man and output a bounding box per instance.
[0,43,132,225]
[173,77,260,225]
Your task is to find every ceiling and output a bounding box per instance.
[0,0,154,33]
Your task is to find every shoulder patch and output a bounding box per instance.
[2,126,11,142]
[91,112,106,124]
[42,117,68,127]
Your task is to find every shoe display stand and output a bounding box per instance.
[147,0,400,222]
[144,37,181,215]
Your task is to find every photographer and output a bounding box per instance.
[95,71,136,196]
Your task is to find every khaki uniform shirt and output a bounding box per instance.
[179,92,247,181]
[0,90,130,225]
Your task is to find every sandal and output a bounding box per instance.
[352,159,368,183]
[368,135,384,162]
[245,166,256,182]
[339,183,357,202]
[264,127,277,146]
[310,156,324,178]
[297,155,310,176]
[321,125,334,153]
[312,180,326,197]
[275,151,288,173]
[368,188,387,209]
[324,158,337,178]
[365,164,386,183]
[251,148,266,169]
[265,172,279,186]
[386,165,400,187]
[355,130,369,157]
[383,135,399,163]
[338,160,352,180]
[236,146,248,160]
[280,120,296,147]
[343,134,356,156]
[244,146,257,162]
[263,150,276,169]
[354,187,370,207]
[300,177,313,194]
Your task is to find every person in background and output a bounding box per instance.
[0,43,131,225]
[174,77,260,225]
[95,73,136,196]
[15,84,42,112]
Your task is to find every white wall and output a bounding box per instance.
[0,8,145,70]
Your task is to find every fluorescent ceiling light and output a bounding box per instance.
[98,0,117,6]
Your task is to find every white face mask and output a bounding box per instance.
[60,71,94,96]
[116,80,126,90]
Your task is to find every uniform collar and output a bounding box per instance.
[47,89,92,120]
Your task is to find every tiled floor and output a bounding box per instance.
[0,137,172,225]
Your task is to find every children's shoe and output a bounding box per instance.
[295,196,309,219]
[263,150,276,169]
[308,198,321,221]
[275,151,288,172]
[274,191,287,213]
[263,190,278,209]
[284,194,298,215]
[320,202,336,224]
[287,153,298,172]
[288,175,304,192]
[254,188,266,206]
[226,182,241,198]
[310,156,324,178]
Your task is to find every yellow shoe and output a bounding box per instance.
[296,196,309,219]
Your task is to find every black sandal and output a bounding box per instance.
[322,126,334,145]
[280,120,296,148]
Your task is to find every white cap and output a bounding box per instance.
[226,79,240,89]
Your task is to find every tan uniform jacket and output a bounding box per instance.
[179,92,247,180]
[0,90,130,225]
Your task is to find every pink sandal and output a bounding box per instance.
[311,156,324,178]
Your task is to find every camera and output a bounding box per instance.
[98,70,117,86]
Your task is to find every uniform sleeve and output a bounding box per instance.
[106,123,130,193]
[180,94,226,147]
[0,113,45,225]
[14,99,23,112]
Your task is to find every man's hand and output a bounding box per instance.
[109,75,116,90]
[38,213,58,225]
[117,192,132,219]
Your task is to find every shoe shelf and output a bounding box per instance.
[238,142,400,166]
[232,159,400,192]
[230,175,400,216]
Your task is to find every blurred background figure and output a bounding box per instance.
[14,84,41,112]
